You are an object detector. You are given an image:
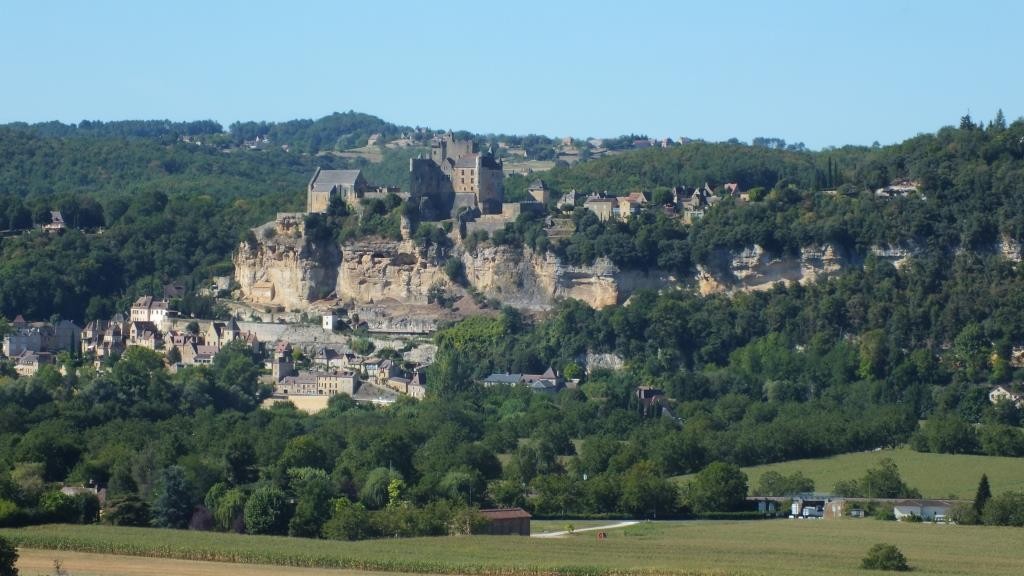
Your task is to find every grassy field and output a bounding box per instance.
[5,521,1024,576]
[531,519,628,534]
[674,447,1024,499]
[16,549,390,576]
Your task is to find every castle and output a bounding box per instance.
[410,131,504,218]
[306,132,504,221]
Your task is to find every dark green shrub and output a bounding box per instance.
[0,534,17,576]
[861,543,910,571]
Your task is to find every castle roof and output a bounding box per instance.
[454,154,480,169]
[311,169,362,192]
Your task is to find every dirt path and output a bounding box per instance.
[530,520,640,538]
[16,549,401,576]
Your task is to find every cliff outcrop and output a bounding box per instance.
[233,221,341,311]
[237,219,1022,314]
[235,223,668,312]
[695,244,848,295]
[460,246,624,310]
[336,239,450,305]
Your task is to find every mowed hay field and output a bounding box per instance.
[675,447,1024,499]
[6,521,1024,576]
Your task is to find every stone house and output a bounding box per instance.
[583,194,616,221]
[557,189,577,211]
[307,168,367,213]
[43,211,65,232]
[989,385,1024,408]
[250,280,275,304]
[14,350,53,377]
[81,317,126,361]
[130,296,174,330]
[272,341,294,382]
[375,358,403,387]
[528,179,551,204]
[275,370,357,397]
[307,168,403,214]
[128,321,162,350]
[4,317,81,358]
[407,370,427,399]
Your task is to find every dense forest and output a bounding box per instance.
[1,113,1024,536]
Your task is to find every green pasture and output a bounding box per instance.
[4,519,1024,576]
[675,447,1024,499]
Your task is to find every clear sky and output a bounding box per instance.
[1,0,1021,149]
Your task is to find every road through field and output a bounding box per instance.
[16,549,399,576]
[531,520,639,538]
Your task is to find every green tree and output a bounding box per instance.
[686,461,748,513]
[243,485,289,535]
[322,497,371,541]
[754,471,815,496]
[619,461,678,518]
[980,490,1024,526]
[861,458,919,498]
[861,543,910,571]
[207,486,247,532]
[223,437,257,486]
[358,468,402,509]
[152,465,194,529]
[38,491,78,523]
[974,473,992,514]
[103,495,151,527]
[0,535,17,576]
[288,468,333,538]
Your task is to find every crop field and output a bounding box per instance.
[5,520,1024,576]
[674,447,1024,499]
[15,549,385,576]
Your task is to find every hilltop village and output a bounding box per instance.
[6,126,1023,422]
[0,131,791,412]
[4,131,729,411]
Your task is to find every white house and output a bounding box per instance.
[989,385,1024,408]
[891,499,959,521]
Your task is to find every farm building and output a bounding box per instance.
[750,495,967,521]
[477,508,531,536]
[889,499,961,521]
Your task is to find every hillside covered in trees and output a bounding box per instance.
[1,112,1024,535]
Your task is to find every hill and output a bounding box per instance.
[674,447,1024,499]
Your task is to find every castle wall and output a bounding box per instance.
[477,166,504,214]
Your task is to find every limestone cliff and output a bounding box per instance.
[235,221,664,311]
[696,244,848,295]
[336,239,450,305]
[460,246,623,309]
[233,221,341,311]
[236,217,1024,314]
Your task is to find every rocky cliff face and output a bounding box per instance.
[460,246,621,309]
[233,224,341,311]
[236,219,1024,313]
[336,239,450,305]
[696,244,849,295]
[235,223,659,311]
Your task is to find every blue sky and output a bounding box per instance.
[1,0,1021,149]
